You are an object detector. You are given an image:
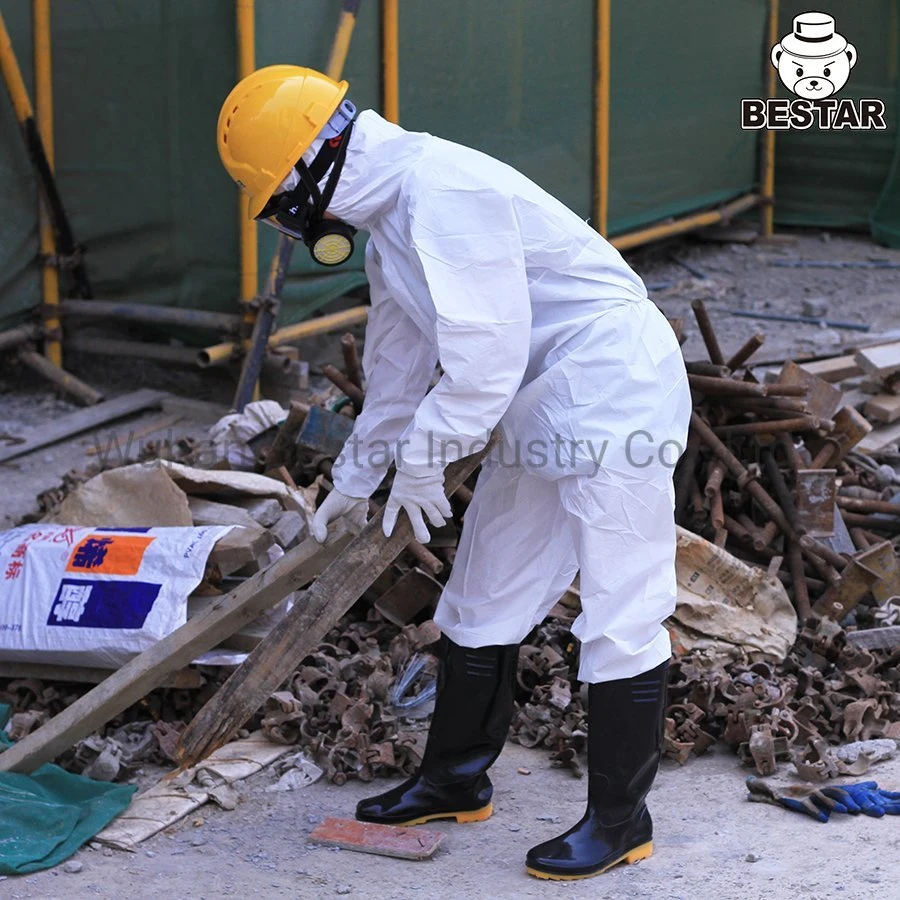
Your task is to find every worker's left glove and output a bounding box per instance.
[383,470,451,544]
[747,776,900,822]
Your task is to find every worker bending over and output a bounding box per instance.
[218,66,690,881]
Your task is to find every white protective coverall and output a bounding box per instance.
[324,110,691,683]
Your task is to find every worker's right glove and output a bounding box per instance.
[383,469,451,544]
[747,776,900,823]
[311,489,369,543]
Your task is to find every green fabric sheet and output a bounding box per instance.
[0,703,135,875]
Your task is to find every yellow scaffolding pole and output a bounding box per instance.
[611,193,760,252]
[33,0,60,365]
[382,0,399,123]
[594,0,610,237]
[327,0,360,80]
[760,0,779,238]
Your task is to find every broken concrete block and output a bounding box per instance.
[233,497,283,528]
[188,497,259,529]
[209,525,275,577]
[269,510,306,549]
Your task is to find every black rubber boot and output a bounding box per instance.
[525,660,669,880]
[356,634,518,826]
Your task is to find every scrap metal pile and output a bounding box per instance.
[3,313,900,786]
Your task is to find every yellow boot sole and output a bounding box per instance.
[391,803,493,827]
[526,840,653,881]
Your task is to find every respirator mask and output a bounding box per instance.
[255,100,357,266]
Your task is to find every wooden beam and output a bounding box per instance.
[0,661,204,689]
[176,438,498,767]
[0,388,167,463]
[855,341,900,379]
[0,526,354,774]
[798,355,862,383]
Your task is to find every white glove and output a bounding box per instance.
[383,470,451,544]
[311,489,368,543]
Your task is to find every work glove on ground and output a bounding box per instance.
[747,776,900,822]
[311,489,369,543]
[383,470,451,544]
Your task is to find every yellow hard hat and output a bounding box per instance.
[217,65,349,220]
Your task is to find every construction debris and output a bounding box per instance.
[3,309,900,794]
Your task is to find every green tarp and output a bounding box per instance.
[0,703,136,875]
[1,1,898,331]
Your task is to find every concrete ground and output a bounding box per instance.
[4,742,898,900]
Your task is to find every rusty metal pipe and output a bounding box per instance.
[786,540,811,620]
[709,483,725,530]
[838,512,900,534]
[18,348,103,405]
[685,361,731,378]
[723,513,754,546]
[340,333,363,391]
[725,332,765,370]
[690,412,793,537]
[848,527,872,551]
[0,323,41,352]
[727,397,809,415]
[704,459,726,499]
[691,299,725,366]
[675,432,701,522]
[322,364,365,414]
[366,500,443,576]
[712,416,829,436]
[836,496,900,516]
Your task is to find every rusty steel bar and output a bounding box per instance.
[366,499,443,576]
[723,514,754,546]
[704,459,726,499]
[727,397,810,415]
[712,416,830,436]
[341,333,363,391]
[838,512,900,535]
[685,361,731,378]
[786,540,811,620]
[848,527,872,552]
[674,431,701,522]
[836,496,900,517]
[322,364,365,414]
[690,412,793,537]
[691,299,725,366]
[709,482,725,530]
[725,332,766,371]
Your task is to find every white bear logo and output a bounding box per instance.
[771,12,857,99]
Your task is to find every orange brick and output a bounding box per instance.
[309,817,443,860]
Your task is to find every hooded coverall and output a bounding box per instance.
[325,110,691,684]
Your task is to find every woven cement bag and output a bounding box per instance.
[0,524,231,668]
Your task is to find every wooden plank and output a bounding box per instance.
[864,393,900,424]
[857,419,900,454]
[0,526,353,774]
[175,437,498,768]
[0,661,204,689]
[798,355,862,382]
[855,341,900,378]
[845,625,900,651]
[85,413,183,457]
[310,818,443,860]
[160,395,230,424]
[0,389,168,463]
